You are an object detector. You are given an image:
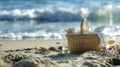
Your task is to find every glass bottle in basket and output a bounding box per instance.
[105,27,118,55]
[106,35,116,48]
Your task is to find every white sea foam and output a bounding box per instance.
[0,31,64,40]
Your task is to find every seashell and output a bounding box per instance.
[65,27,75,34]
[38,47,50,53]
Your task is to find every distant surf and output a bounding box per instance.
[0,0,120,22]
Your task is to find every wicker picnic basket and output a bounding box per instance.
[66,18,101,54]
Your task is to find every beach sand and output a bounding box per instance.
[0,40,120,67]
[0,40,67,51]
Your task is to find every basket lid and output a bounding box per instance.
[67,32,97,36]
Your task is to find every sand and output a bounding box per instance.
[0,40,120,67]
[0,40,67,51]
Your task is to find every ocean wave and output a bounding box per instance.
[0,8,82,21]
[0,5,120,22]
[0,32,64,40]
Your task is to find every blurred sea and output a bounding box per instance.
[0,0,120,40]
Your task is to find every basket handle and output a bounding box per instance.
[80,18,89,35]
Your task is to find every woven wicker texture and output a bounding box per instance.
[67,18,101,54]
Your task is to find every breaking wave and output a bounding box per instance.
[0,5,120,22]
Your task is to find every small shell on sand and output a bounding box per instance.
[38,47,50,53]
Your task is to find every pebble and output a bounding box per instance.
[48,47,57,51]
[48,46,61,52]
[56,42,60,44]
[107,58,120,65]
[57,46,62,50]
[25,48,32,51]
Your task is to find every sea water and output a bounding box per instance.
[0,0,120,40]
